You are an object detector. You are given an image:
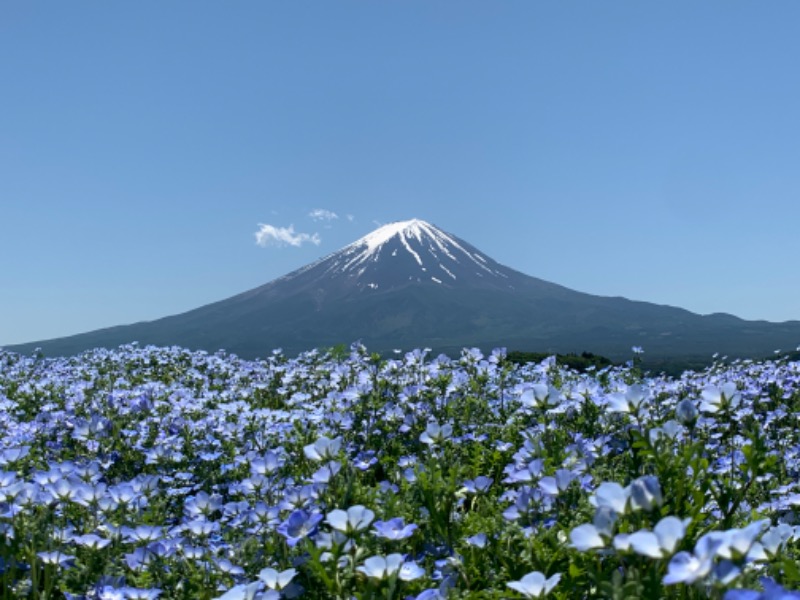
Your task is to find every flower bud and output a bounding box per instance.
[675,399,699,425]
[628,475,663,511]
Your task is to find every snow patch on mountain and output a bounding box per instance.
[337,219,503,280]
[274,218,513,293]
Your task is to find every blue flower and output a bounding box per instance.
[215,557,245,575]
[212,581,264,600]
[277,509,323,547]
[589,481,629,514]
[119,588,163,600]
[0,446,30,465]
[699,383,741,413]
[399,560,426,581]
[663,533,725,585]
[461,476,493,494]
[420,422,453,445]
[617,516,690,559]
[358,553,424,581]
[538,470,576,496]
[249,450,284,475]
[569,524,606,551]
[358,554,405,579]
[325,504,375,534]
[353,450,378,470]
[606,384,649,413]
[72,533,112,550]
[122,525,163,544]
[675,399,699,425]
[518,384,556,409]
[373,517,418,541]
[628,475,663,512]
[303,436,342,461]
[311,460,342,484]
[259,567,297,590]
[465,532,487,548]
[37,550,76,568]
[724,578,800,600]
[507,571,561,598]
[124,547,155,571]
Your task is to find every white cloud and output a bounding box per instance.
[255,223,321,247]
[309,209,339,221]
[346,214,355,222]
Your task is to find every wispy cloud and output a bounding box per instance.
[255,223,321,247]
[309,209,339,221]
[346,214,355,222]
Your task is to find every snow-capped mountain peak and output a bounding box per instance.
[313,218,510,290]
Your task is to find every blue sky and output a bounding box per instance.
[2,2,799,346]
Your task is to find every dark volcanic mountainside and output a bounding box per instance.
[6,219,800,361]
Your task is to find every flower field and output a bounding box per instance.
[2,343,800,599]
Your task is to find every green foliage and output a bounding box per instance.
[506,350,614,373]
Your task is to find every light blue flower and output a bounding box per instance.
[570,524,606,551]
[326,505,375,534]
[122,525,164,543]
[749,523,795,559]
[628,475,663,512]
[716,519,771,560]
[506,571,561,598]
[519,384,559,409]
[664,533,725,585]
[250,451,284,475]
[357,553,405,579]
[212,581,264,600]
[589,481,629,514]
[538,469,576,496]
[399,560,426,581]
[723,578,800,600]
[420,422,453,445]
[311,460,341,484]
[621,516,690,559]
[121,588,163,600]
[259,567,297,590]
[593,505,618,538]
[461,475,493,494]
[606,384,648,413]
[303,436,342,461]
[0,446,30,465]
[277,509,323,547]
[699,383,741,413]
[372,517,418,540]
[675,399,699,425]
[215,557,245,575]
[37,550,76,568]
[72,533,112,550]
[465,532,487,548]
[649,420,684,443]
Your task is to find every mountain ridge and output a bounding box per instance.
[5,219,800,361]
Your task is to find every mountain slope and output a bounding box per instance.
[6,219,800,361]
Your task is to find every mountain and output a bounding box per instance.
[6,219,800,362]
